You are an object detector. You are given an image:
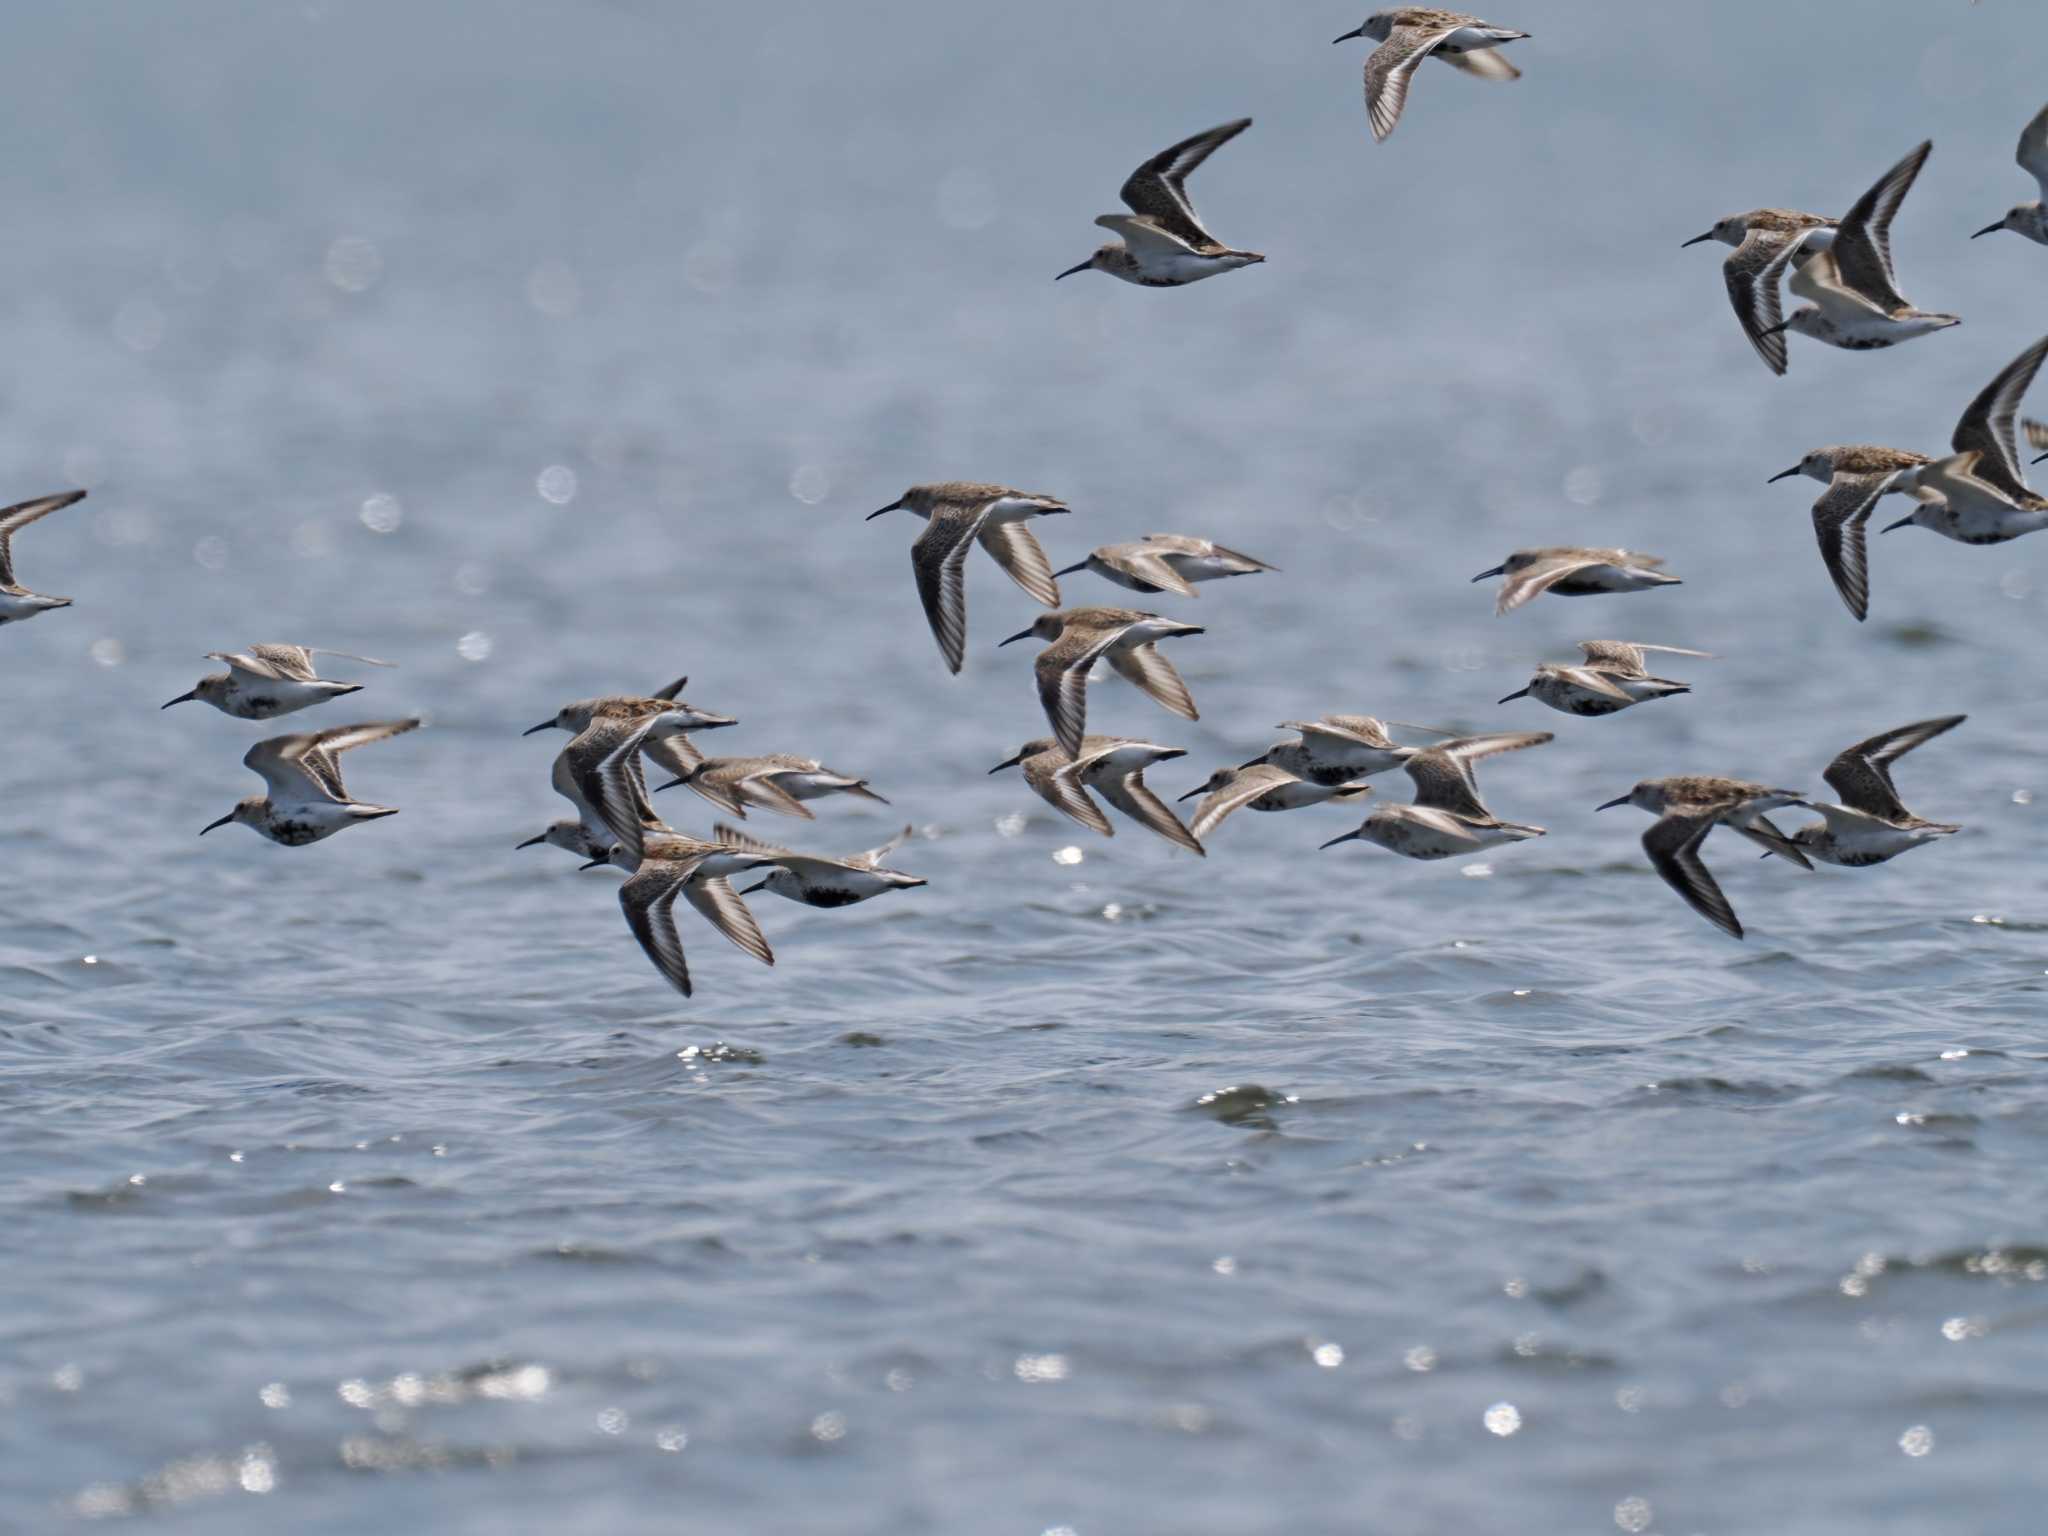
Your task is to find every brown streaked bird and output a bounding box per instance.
[1056,118,1265,287]
[1472,547,1680,615]
[653,754,889,820]
[1781,716,1965,868]
[162,644,394,719]
[1332,9,1530,143]
[521,674,735,787]
[712,823,930,909]
[1320,731,1552,861]
[1756,141,1960,353]
[200,719,421,846]
[1178,762,1372,842]
[1053,534,1277,598]
[1596,776,1813,940]
[1683,209,1837,375]
[998,606,1205,758]
[990,735,1202,853]
[0,490,86,626]
[868,482,1069,673]
[1766,445,1935,620]
[614,831,788,997]
[1500,642,1710,717]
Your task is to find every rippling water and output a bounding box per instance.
[5,3,2048,1530]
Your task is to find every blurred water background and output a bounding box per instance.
[3,3,2047,1530]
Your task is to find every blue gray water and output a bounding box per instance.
[4,3,2047,1530]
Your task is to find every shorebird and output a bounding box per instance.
[1757,142,1959,355]
[1056,118,1264,287]
[523,676,734,786]
[712,823,929,908]
[516,818,617,865]
[1499,642,1711,717]
[614,830,787,996]
[999,607,1204,758]
[990,735,1202,853]
[1319,731,1551,861]
[0,490,85,626]
[1053,535,1276,598]
[1596,777,1811,939]
[200,719,420,845]
[1472,548,1680,615]
[868,482,1069,673]
[1971,103,2048,245]
[1178,762,1372,841]
[1331,9,1530,143]
[162,645,394,718]
[1780,717,1965,868]
[652,754,889,820]
[1683,210,1836,376]
[1244,716,1446,784]
[1879,334,2048,545]
[1766,445,1935,620]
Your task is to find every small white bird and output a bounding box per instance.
[713,823,930,909]
[162,645,394,719]
[1178,762,1372,841]
[1783,717,1965,868]
[1472,548,1681,615]
[1499,642,1710,717]
[1320,731,1552,861]
[1331,9,1529,143]
[1056,119,1264,287]
[0,490,85,627]
[1972,102,2048,245]
[1879,335,2048,545]
[1759,142,1959,354]
[1053,535,1276,598]
[201,719,421,845]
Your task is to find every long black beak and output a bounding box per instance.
[199,813,235,836]
[1331,25,1367,43]
[1052,560,1088,577]
[1594,795,1630,812]
[161,690,197,709]
[988,752,1025,774]
[1680,231,1716,248]
[2034,450,2048,465]
[1498,687,1530,704]
[1054,258,1092,281]
[1176,784,1208,803]
[1470,565,1505,583]
[1758,321,1789,339]
[739,880,770,896]
[522,720,554,736]
[579,854,617,871]
[1880,511,1918,534]
[1973,220,2006,239]
[1318,830,1361,850]
[1766,465,1803,483]
[652,776,685,793]
[866,498,904,521]
[997,628,1036,647]
[516,833,547,849]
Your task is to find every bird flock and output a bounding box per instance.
[3,12,2038,989]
